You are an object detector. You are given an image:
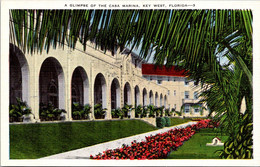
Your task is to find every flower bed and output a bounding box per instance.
[90,120,216,160]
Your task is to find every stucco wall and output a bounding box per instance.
[10,41,173,121]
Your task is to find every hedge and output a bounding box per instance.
[164,117,171,127]
[156,117,166,128]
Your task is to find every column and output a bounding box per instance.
[90,62,95,120]
[31,54,40,122]
[106,78,111,119]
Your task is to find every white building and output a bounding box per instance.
[9,41,208,122]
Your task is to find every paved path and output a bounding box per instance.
[40,121,197,159]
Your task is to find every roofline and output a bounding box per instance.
[122,48,145,62]
[142,74,186,78]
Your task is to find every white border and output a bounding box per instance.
[1,0,260,166]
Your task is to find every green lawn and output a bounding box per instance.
[170,117,193,126]
[167,128,229,159]
[10,119,157,159]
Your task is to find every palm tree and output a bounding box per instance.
[9,9,252,158]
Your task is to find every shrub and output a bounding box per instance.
[147,105,155,118]
[164,117,171,127]
[111,109,115,118]
[135,105,143,118]
[83,104,91,117]
[122,104,133,118]
[156,117,166,128]
[165,109,170,116]
[175,111,182,116]
[40,102,66,121]
[159,106,165,117]
[72,102,91,120]
[141,106,148,118]
[9,97,32,122]
[94,104,106,119]
[154,107,160,117]
[111,108,123,118]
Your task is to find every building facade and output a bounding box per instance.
[142,64,207,117]
[9,41,208,122]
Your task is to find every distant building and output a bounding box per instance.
[9,41,208,122]
[142,64,208,117]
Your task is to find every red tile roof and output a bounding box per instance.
[142,64,187,77]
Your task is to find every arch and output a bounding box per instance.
[94,73,107,108]
[143,88,148,106]
[71,66,89,105]
[149,90,154,105]
[155,92,158,107]
[124,82,131,105]
[134,86,140,106]
[111,78,120,109]
[160,93,163,107]
[164,95,167,108]
[39,57,65,109]
[9,44,30,105]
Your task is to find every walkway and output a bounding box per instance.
[40,121,197,159]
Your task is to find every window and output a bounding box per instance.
[168,77,170,81]
[135,59,138,68]
[168,90,170,95]
[194,91,198,100]
[150,76,152,81]
[184,78,189,85]
[173,77,176,82]
[174,104,176,109]
[185,91,189,99]
[157,77,162,84]
[174,90,176,96]
[194,108,199,113]
[184,105,190,113]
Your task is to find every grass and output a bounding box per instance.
[167,128,229,159]
[170,117,193,126]
[10,119,157,159]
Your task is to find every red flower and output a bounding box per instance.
[90,119,214,160]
